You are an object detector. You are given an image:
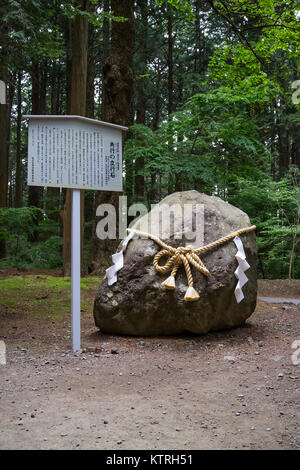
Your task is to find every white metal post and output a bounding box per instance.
[71,188,81,351]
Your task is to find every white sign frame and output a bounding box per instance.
[24,115,127,351]
[24,115,127,192]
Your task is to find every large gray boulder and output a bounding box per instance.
[94,191,257,336]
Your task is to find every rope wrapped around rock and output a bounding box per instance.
[126,225,256,301]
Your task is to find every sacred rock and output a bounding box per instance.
[93,190,257,335]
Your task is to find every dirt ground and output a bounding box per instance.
[0,273,299,450]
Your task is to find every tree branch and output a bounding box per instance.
[207,0,268,72]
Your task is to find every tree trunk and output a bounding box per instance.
[85,13,96,241]
[86,18,95,119]
[40,62,47,115]
[0,103,8,208]
[102,0,134,126]
[277,97,290,177]
[99,0,110,119]
[89,0,135,273]
[50,61,59,115]
[0,21,8,257]
[15,72,22,207]
[134,0,148,200]
[270,104,276,180]
[62,0,88,277]
[28,60,44,242]
[45,61,62,223]
[65,19,73,114]
[291,124,300,168]
[167,5,174,117]
[288,211,299,280]
[278,120,290,177]
[167,5,174,195]
[152,58,162,131]
[6,76,16,209]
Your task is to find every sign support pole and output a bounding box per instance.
[24,115,127,353]
[71,188,81,351]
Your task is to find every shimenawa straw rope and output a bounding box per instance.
[126,225,256,301]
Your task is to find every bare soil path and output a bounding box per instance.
[0,275,299,450]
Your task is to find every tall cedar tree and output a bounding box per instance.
[89,0,135,272]
[62,0,89,276]
[0,19,8,256]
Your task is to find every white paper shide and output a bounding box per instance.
[233,236,250,303]
[106,231,135,286]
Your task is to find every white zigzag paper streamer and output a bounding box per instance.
[105,230,135,286]
[233,236,250,303]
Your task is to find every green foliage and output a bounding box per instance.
[125,84,270,201]
[0,207,62,269]
[125,83,299,279]
[157,0,195,20]
[229,170,300,279]
[1,0,64,65]
[61,0,128,27]
[0,207,93,270]
[0,207,41,243]
[26,236,63,269]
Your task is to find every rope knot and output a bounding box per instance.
[149,243,210,302]
[175,246,191,255]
